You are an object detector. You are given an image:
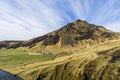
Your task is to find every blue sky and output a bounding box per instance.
[0,0,120,40]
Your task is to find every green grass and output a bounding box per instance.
[0,49,56,69]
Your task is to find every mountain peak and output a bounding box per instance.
[64,19,88,29]
[75,19,82,22]
[0,20,118,49]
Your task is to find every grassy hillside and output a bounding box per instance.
[0,39,120,80]
[0,19,120,80]
[19,39,120,80]
[0,19,118,50]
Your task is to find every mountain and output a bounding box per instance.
[0,19,120,80]
[0,19,118,50]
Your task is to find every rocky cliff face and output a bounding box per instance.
[0,19,118,49]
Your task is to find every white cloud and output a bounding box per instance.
[0,0,64,40]
[104,22,120,32]
[0,0,120,40]
[68,0,86,20]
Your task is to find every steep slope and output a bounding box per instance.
[12,39,120,80]
[0,19,118,50]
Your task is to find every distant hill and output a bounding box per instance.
[0,19,118,50]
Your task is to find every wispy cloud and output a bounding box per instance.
[104,21,120,32]
[0,0,120,40]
